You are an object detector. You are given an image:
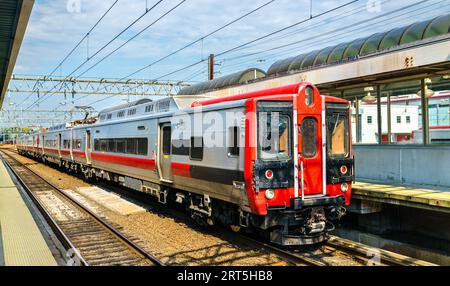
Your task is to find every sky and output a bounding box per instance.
[2,0,450,126]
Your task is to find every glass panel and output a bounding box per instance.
[228,126,239,157]
[126,138,137,154]
[326,105,349,157]
[327,42,348,63]
[190,137,203,160]
[116,139,125,153]
[258,113,291,161]
[162,127,171,155]
[301,118,317,158]
[400,20,431,45]
[381,79,422,144]
[360,32,387,56]
[137,138,148,155]
[428,76,450,144]
[379,26,408,50]
[423,14,450,39]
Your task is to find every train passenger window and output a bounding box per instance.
[172,139,190,156]
[301,118,317,158]
[107,139,115,152]
[228,127,239,157]
[94,139,99,151]
[137,138,148,156]
[190,137,203,161]
[162,127,171,155]
[116,139,126,153]
[259,113,291,161]
[126,139,137,154]
[100,140,107,152]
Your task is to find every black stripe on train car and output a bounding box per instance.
[189,165,245,185]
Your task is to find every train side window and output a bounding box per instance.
[126,138,137,154]
[137,138,148,156]
[162,127,171,155]
[301,117,317,158]
[100,140,107,152]
[116,139,126,153]
[94,139,99,151]
[190,136,203,161]
[107,139,115,152]
[228,126,239,157]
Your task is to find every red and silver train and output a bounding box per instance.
[16,82,353,246]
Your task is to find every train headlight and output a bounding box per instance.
[265,189,275,200]
[265,169,274,180]
[340,165,348,175]
[341,183,349,193]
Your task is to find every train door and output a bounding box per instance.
[85,130,92,164]
[297,85,325,197]
[58,133,62,158]
[158,123,173,183]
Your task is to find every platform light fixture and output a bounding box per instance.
[362,86,376,103]
[417,78,434,98]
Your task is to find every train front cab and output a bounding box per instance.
[245,83,353,246]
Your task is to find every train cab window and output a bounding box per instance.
[126,139,137,154]
[116,139,126,153]
[326,106,349,158]
[228,127,239,157]
[259,113,291,161]
[301,118,317,158]
[190,137,204,160]
[137,138,148,156]
[162,127,171,155]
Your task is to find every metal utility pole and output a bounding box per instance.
[208,54,215,81]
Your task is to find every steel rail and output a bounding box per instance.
[0,150,164,266]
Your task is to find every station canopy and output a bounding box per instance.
[178,68,266,95]
[0,0,34,108]
[267,14,450,77]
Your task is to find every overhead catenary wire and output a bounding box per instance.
[147,0,362,82]
[52,0,277,111]
[25,0,166,111]
[18,0,120,106]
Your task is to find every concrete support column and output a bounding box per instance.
[377,85,382,144]
[420,79,429,145]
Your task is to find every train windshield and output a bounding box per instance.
[326,104,350,158]
[258,112,291,161]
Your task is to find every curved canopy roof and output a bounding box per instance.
[267,14,450,77]
[178,68,266,95]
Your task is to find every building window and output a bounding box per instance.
[406,116,411,124]
[397,116,401,124]
[190,137,203,160]
[367,116,372,124]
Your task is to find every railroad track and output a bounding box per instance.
[0,150,163,266]
[2,148,436,266]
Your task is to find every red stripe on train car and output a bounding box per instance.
[91,152,155,170]
[171,162,191,177]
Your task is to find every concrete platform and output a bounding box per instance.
[352,181,450,213]
[0,159,57,266]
